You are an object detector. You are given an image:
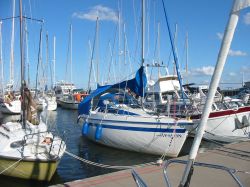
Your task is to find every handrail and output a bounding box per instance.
[131,169,148,187]
[163,159,244,187]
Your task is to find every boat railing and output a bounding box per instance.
[22,129,67,157]
[131,169,148,187]
[57,129,68,155]
[131,159,244,187]
[163,159,244,187]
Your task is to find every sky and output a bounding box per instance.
[0,0,250,91]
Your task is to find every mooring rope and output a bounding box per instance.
[0,157,24,174]
[65,150,156,170]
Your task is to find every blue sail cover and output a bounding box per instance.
[78,66,146,115]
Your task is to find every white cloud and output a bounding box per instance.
[191,66,215,76]
[229,72,236,76]
[243,12,250,25]
[228,49,247,56]
[216,32,223,40]
[72,5,118,22]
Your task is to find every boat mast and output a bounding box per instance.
[96,19,99,85]
[118,0,121,81]
[123,23,126,65]
[185,32,189,85]
[87,17,98,92]
[141,0,145,67]
[10,0,15,87]
[70,24,72,84]
[179,0,250,186]
[0,21,4,95]
[157,22,160,78]
[173,24,177,75]
[24,18,30,86]
[53,36,56,88]
[46,32,49,91]
[35,26,43,98]
[19,0,25,128]
[139,0,145,101]
[161,0,186,100]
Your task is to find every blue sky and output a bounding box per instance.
[0,0,250,90]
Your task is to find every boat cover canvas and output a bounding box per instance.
[78,66,146,115]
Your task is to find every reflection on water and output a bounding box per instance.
[0,108,221,186]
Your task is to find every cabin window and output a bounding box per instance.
[202,89,208,95]
[214,102,227,110]
[162,91,177,101]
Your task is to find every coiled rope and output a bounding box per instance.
[65,150,156,170]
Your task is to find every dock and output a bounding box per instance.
[52,141,250,187]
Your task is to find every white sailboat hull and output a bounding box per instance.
[59,100,78,110]
[82,112,191,157]
[0,100,21,114]
[191,106,250,143]
[36,97,57,111]
[47,101,57,111]
[45,97,57,111]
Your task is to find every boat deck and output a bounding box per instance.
[52,141,250,187]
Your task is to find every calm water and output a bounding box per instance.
[0,108,219,187]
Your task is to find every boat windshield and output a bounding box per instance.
[98,92,140,108]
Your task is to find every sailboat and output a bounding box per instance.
[144,75,250,143]
[78,0,194,157]
[35,33,57,111]
[58,24,88,110]
[0,0,66,181]
[0,92,21,114]
[0,0,21,115]
[143,13,250,143]
[33,27,57,112]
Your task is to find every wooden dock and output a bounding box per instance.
[52,141,250,187]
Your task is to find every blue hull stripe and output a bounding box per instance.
[88,123,186,133]
[89,118,193,126]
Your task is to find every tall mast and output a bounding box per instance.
[96,19,99,85]
[141,0,145,66]
[118,0,121,80]
[0,21,4,95]
[46,32,49,91]
[123,23,125,65]
[10,0,15,86]
[161,0,185,100]
[35,26,43,98]
[185,32,189,84]
[173,24,177,75]
[53,36,56,88]
[70,24,72,84]
[24,18,30,86]
[87,17,98,92]
[179,0,250,186]
[157,22,160,78]
[19,0,25,127]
